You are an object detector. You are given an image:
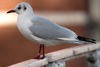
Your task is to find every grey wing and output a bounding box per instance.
[29,16,77,39]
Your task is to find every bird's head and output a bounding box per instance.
[7,2,33,15]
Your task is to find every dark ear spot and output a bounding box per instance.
[24,5,26,10]
[18,5,21,10]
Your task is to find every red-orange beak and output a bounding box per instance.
[7,10,16,13]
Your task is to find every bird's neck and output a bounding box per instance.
[26,11,34,16]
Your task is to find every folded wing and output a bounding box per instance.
[29,16,77,40]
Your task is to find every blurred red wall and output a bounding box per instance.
[0,0,88,11]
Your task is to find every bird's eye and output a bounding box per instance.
[24,6,26,10]
[18,7,21,10]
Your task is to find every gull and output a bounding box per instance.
[7,2,96,59]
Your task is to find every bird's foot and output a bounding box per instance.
[34,55,45,59]
[38,56,45,59]
[33,55,40,59]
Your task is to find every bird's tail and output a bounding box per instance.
[77,36,96,44]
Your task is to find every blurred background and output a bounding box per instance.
[0,0,100,67]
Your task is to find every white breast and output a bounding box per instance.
[17,15,34,41]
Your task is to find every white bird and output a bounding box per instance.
[7,2,96,59]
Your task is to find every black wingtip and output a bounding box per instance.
[77,36,96,44]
